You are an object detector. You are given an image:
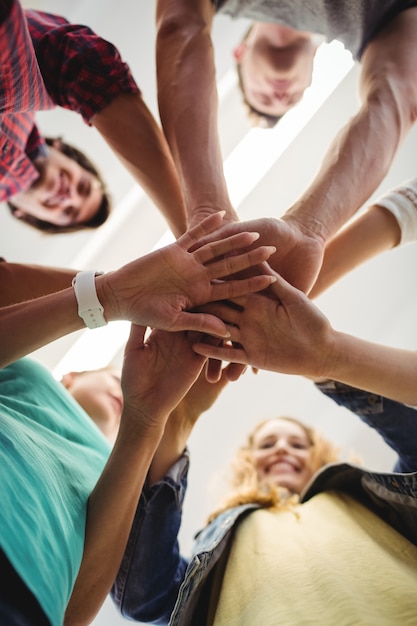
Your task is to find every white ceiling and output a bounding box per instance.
[5,3,417,624]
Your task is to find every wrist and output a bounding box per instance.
[188,203,239,228]
[94,271,123,322]
[72,271,107,329]
[282,210,328,246]
[316,330,348,382]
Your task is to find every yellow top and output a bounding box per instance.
[210,492,417,626]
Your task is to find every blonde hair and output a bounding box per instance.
[208,416,340,522]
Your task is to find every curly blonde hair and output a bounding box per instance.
[208,416,340,522]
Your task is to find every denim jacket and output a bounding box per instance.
[112,383,417,625]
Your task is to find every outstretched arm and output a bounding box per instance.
[156,0,238,227]
[0,214,276,368]
[110,339,231,624]
[192,273,417,405]
[92,93,187,238]
[0,261,75,307]
[148,364,230,486]
[310,175,417,298]
[65,326,208,625]
[309,205,401,298]
[279,8,417,292]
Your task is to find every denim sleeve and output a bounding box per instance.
[315,381,417,473]
[111,454,190,624]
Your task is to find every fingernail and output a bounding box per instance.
[248,232,260,240]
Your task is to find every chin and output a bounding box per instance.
[269,476,299,493]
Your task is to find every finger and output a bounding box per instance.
[193,342,248,365]
[224,361,247,381]
[210,274,276,300]
[205,358,223,383]
[178,212,226,250]
[170,311,231,338]
[188,222,241,253]
[193,232,260,264]
[194,301,243,327]
[123,324,147,357]
[194,301,243,330]
[267,269,298,301]
[205,246,276,279]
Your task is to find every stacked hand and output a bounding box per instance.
[98,213,277,337]
[188,215,325,294]
[192,270,333,379]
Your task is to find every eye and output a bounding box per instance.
[256,438,275,450]
[78,175,91,197]
[290,440,310,450]
[63,206,75,218]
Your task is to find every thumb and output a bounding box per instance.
[267,270,298,303]
[172,311,231,338]
[123,323,147,357]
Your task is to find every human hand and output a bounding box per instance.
[192,271,334,378]
[120,324,208,433]
[189,215,325,294]
[99,213,276,337]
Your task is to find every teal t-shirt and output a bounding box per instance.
[0,358,111,626]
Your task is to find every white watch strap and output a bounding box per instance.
[72,270,107,329]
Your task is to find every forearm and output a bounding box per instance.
[321,332,417,406]
[156,0,237,225]
[285,96,402,245]
[92,93,187,238]
[0,287,82,368]
[0,271,119,368]
[285,13,417,246]
[65,418,166,626]
[148,406,197,485]
[309,205,401,298]
[0,262,75,306]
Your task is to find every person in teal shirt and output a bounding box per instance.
[0,214,274,626]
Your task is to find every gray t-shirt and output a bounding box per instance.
[214,0,417,58]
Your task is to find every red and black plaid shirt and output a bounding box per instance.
[0,0,140,201]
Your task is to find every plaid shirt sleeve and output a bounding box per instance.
[25,9,141,125]
[0,1,54,114]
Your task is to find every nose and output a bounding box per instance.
[273,437,291,454]
[272,89,289,103]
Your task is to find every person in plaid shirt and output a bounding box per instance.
[1,0,186,237]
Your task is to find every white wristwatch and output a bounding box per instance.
[72,270,107,329]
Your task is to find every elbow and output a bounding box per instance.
[156,2,213,45]
[365,71,417,143]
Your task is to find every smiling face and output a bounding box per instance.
[235,23,318,117]
[251,418,315,494]
[62,368,123,445]
[10,145,104,228]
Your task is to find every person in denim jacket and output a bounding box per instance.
[111,182,417,625]
[112,378,417,625]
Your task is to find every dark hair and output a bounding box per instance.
[7,137,112,234]
[235,26,282,129]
